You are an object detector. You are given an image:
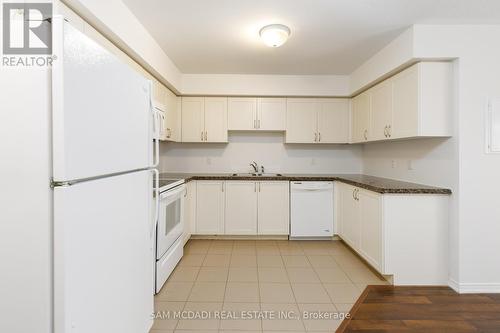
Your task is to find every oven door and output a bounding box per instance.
[157,184,185,259]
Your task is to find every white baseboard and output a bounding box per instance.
[448,278,460,292]
[449,278,500,293]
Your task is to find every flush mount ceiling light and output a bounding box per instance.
[259,24,291,47]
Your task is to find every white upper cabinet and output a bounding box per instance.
[228,97,286,131]
[181,97,205,142]
[286,98,349,143]
[370,80,393,141]
[257,98,286,131]
[392,65,418,139]
[286,98,319,143]
[181,97,228,143]
[228,98,257,130]
[352,62,452,143]
[317,99,350,143]
[204,97,228,142]
[392,62,453,139]
[351,92,371,143]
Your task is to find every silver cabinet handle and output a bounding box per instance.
[258,182,261,192]
[201,131,204,141]
[353,188,360,201]
[319,132,321,142]
[258,119,260,129]
[314,132,317,142]
[254,182,257,192]
[204,131,208,141]
[221,182,224,192]
[254,119,257,129]
[383,126,387,138]
[388,125,392,138]
[364,129,368,140]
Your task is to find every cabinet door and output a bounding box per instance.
[351,92,371,143]
[338,183,360,249]
[285,98,319,143]
[183,181,196,239]
[228,97,257,130]
[204,97,228,142]
[152,80,165,107]
[258,182,289,235]
[359,189,383,271]
[181,97,205,142]
[225,181,258,235]
[392,64,419,139]
[164,89,179,141]
[370,80,393,141]
[195,181,224,234]
[317,99,350,143]
[258,98,286,131]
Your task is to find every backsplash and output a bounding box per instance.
[159,132,363,174]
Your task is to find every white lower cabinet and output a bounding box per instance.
[338,183,385,273]
[338,183,361,249]
[358,189,383,272]
[195,181,225,234]
[258,182,290,235]
[225,181,258,235]
[336,181,448,285]
[183,181,196,242]
[193,180,289,236]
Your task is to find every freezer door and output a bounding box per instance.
[54,171,154,333]
[52,18,153,181]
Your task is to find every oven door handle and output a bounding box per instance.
[160,184,186,202]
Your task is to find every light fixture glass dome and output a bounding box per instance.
[259,24,291,47]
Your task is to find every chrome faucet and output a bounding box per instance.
[250,161,259,173]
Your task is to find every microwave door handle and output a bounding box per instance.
[149,84,159,168]
[161,114,166,139]
[158,113,163,138]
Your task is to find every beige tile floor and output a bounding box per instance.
[151,239,388,333]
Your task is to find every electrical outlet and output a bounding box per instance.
[408,160,414,170]
[391,160,397,168]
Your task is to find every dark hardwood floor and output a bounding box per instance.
[336,285,500,333]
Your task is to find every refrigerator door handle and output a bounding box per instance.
[152,168,159,238]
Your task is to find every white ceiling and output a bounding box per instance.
[123,0,500,75]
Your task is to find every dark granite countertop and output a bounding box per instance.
[158,173,451,195]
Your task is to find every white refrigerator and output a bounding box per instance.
[51,17,156,333]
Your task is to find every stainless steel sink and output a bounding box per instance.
[231,173,283,177]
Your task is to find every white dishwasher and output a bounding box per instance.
[290,181,334,239]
